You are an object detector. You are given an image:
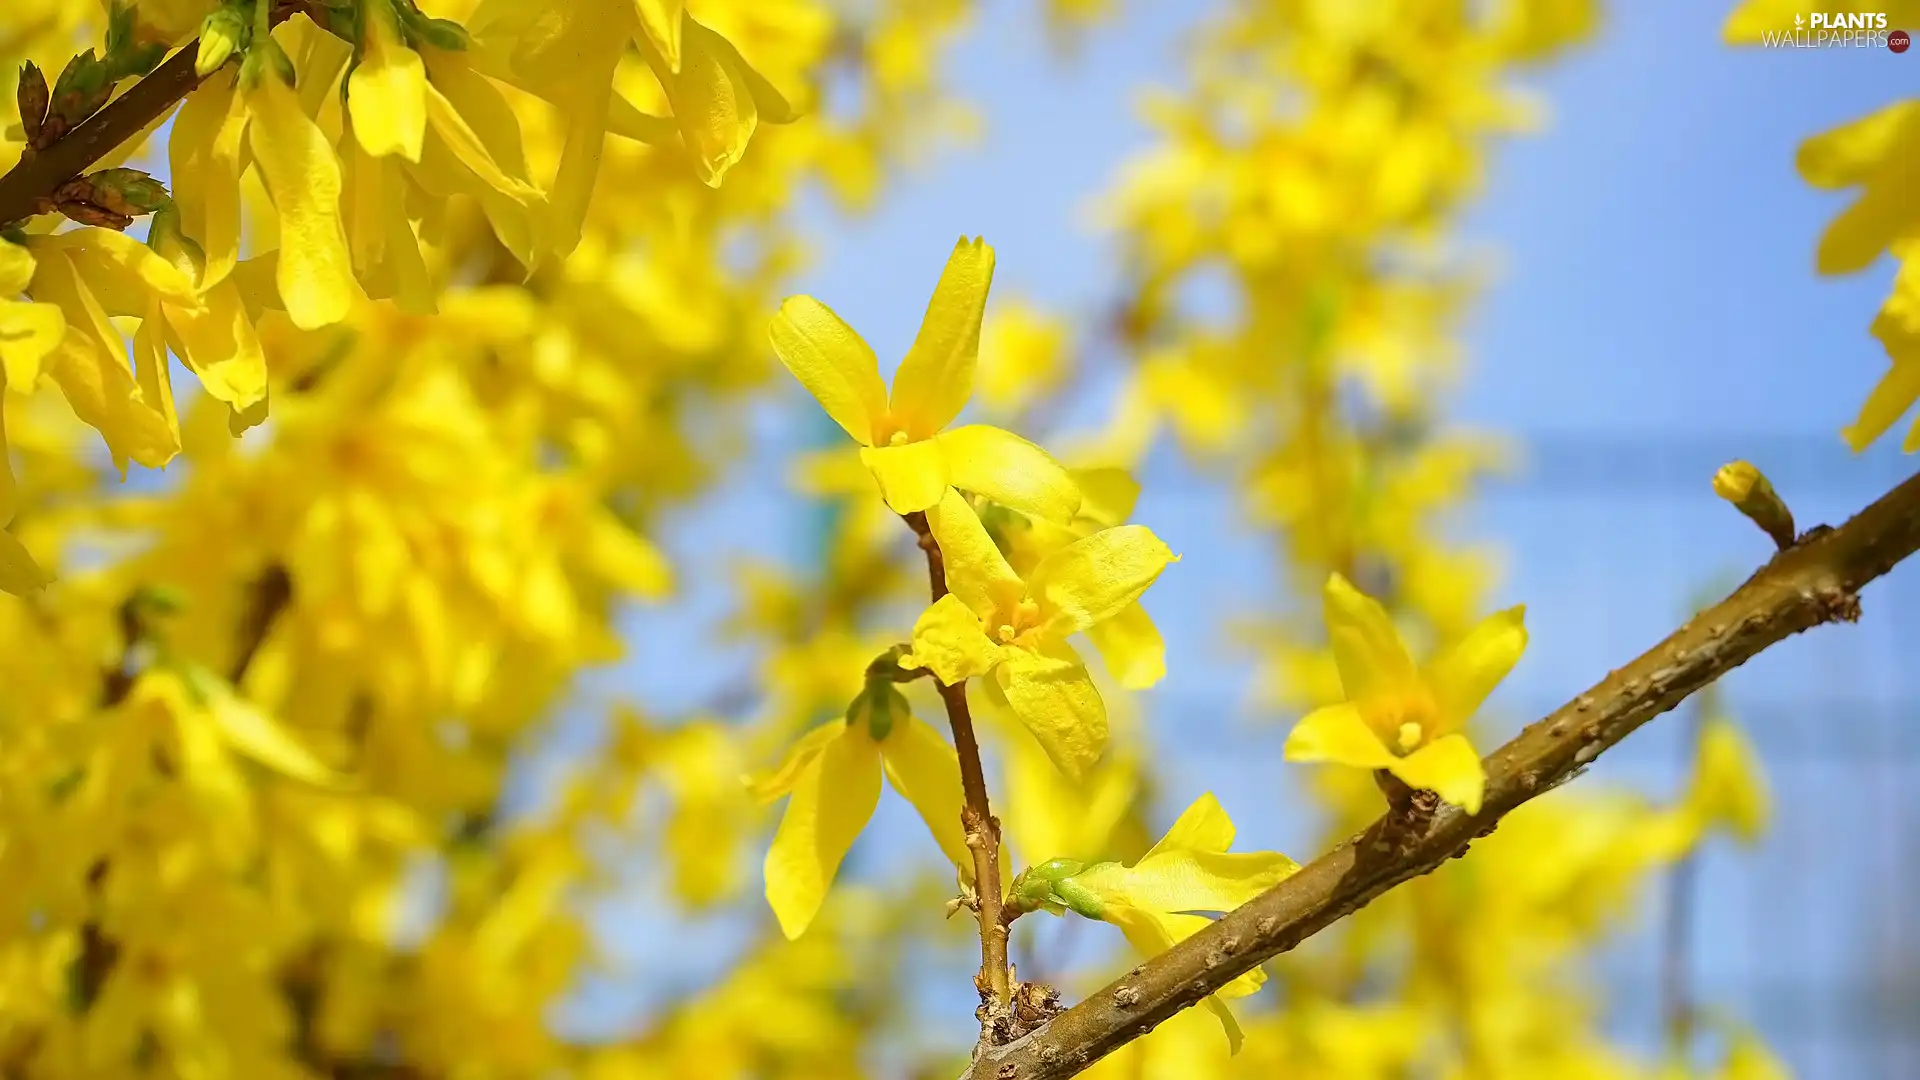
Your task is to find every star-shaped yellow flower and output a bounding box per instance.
[901,488,1176,778]
[768,237,1082,523]
[1282,572,1527,815]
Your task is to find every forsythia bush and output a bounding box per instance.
[0,1,1903,1078]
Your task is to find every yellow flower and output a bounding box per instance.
[1793,97,1920,274]
[1846,244,1920,452]
[768,237,1082,522]
[996,467,1167,689]
[348,0,428,162]
[901,488,1176,777]
[243,64,366,329]
[753,682,969,940]
[1282,572,1527,815]
[1006,793,1298,1053]
[0,245,64,592]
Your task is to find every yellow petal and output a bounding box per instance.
[1796,99,1919,189]
[1203,995,1246,1055]
[1,240,38,293]
[1383,734,1485,815]
[1085,601,1165,690]
[31,256,179,472]
[1683,717,1769,843]
[42,228,200,307]
[768,296,887,445]
[858,440,950,515]
[424,77,540,203]
[747,720,846,804]
[662,15,758,187]
[634,0,685,72]
[133,305,180,447]
[1073,849,1295,917]
[1157,797,1238,863]
[925,486,1024,623]
[194,673,347,788]
[161,280,268,412]
[1283,702,1397,771]
[1849,252,1920,452]
[901,594,1004,685]
[763,725,880,939]
[1028,524,1176,639]
[168,70,249,286]
[348,7,427,161]
[1843,359,1920,453]
[998,643,1106,779]
[0,301,65,390]
[0,404,15,520]
[936,424,1082,524]
[878,715,972,875]
[890,237,993,437]
[1103,905,1257,1047]
[246,73,364,328]
[1424,604,1527,733]
[0,528,53,595]
[1323,572,1419,704]
[1073,466,1141,527]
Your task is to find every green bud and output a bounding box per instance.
[195,5,251,77]
[405,13,472,51]
[864,644,918,683]
[87,168,171,216]
[1052,873,1110,921]
[846,680,909,743]
[17,61,49,146]
[241,34,295,88]
[104,3,136,58]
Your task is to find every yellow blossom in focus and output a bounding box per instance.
[753,681,969,939]
[768,237,1082,521]
[1007,793,1297,1052]
[1284,572,1527,814]
[901,488,1176,777]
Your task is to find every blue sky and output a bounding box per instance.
[589,2,1920,1072]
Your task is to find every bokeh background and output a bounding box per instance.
[528,2,1920,1076]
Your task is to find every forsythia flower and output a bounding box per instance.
[901,488,1176,777]
[1283,572,1527,815]
[0,241,62,594]
[1006,793,1297,1052]
[993,466,1166,689]
[753,680,969,939]
[768,237,1082,522]
[1847,245,1920,452]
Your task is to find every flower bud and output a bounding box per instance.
[845,680,909,742]
[1712,460,1796,550]
[87,168,170,216]
[16,61,49,148]
[195,5,250,77]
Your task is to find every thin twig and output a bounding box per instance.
[904,511,1014,1017]
[960,468,1920,1080]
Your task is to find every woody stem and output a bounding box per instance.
[905,511,1013,1013]
[0,4,305,228]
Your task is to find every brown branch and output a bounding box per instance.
[904,511,1014,1021]
[961,467,1920,1080]
[0,3,306,227]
